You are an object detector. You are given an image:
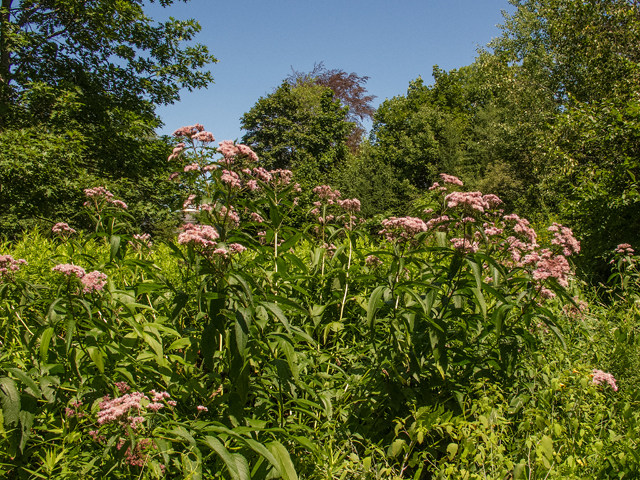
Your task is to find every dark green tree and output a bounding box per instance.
[0,0,216,237]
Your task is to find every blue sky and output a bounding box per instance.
[146,0,515,142]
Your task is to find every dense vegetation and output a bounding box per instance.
[1,0,639,479]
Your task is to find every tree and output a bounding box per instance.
[241,81,353,172]
[0,0,215,126]
[286,62,376,150]
[0,0,216,237]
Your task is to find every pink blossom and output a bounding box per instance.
[178,224,220,250]
[110,200,128,209]
[445,191,488,212]
[247,180,259,191]
[548,223,580,256]
[218,205,240,228]
[84,187,114,200]
[81,270,108,293]
[221,170,242,189]
[52,222,76,235]
[616,243,634,255]
[197,405,208,412]
[313,185,341,204]
[236,144,259,162]
[365,255,383,267]
[52,264,86,278]
[483,194,503,207]
[115,382,130,394]
[251,212,264,223]
[428,182,441,191]
[97,392,149,425]
[439,173,464,186]
[379,217,428,242]
[271,169,293,186]
[425,215,450,231]
[592,369,618,391]
[253,167,272,182]
[338,198,361,213]
[229,243,246,254]
[451,237,479,254]
[203,164,218,172]
[0,255,27,281]
[504,214,537,244]
[169,172,180,180]
[183,194,197,209]
[173,124,205,137]
[184,163,200,172]
[218,140,238,159]
[532,254,571,288]
[193,131,215,143]
[131,233,152,249]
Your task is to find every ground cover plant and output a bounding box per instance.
[0,125,638,479]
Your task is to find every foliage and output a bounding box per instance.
[1,126,636,478]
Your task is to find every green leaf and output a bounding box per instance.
[167,337,192,352]
[87,347,104,373]
[0,377,20,426]
[367,285,386,329]
[262,302,291,333]
[40,327,55,363]
[539,435,554,460]
[267,441,298,480]
[203,436,241,480]
[7,369,41,399]
[447,443,458,460]
[110,235,121,262]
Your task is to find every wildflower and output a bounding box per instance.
[251,212,264,223]
[439,173,464,186]
[338,198,361,213]
[445,191,489,212]
[203,164,218,172]
[616,243,634,255]
[271,169,293,186]
[97,392,149,425]
[221,170,242,189]
[52,264,86,279]
[52,222,76,235]
[253,167,272,182]
[425,215,450,231]
[173,124,205,137]
[428,182,441,191]
[115,382,130,394]
[184,163,200,172]
[365,255,383,267]
[379,217,428,242]
[504,214,537,244]
[197,405,208,412]
[229,243,246,254]
[313,185,341,204]
[450,237,479,254]
[483,194,503,207]
[183,194,197,209]
[131,233,152,249]
[548,223,580,256]
[532,254,571,288]
[236,144,258,162]
[0,255,27,281]
[178,224,220,249]
[110,200,128,209]
[247,179,259,191]
[193,131,215,143]
[81,271,108,293]
[591,369,618,391]
[169,172,180,180]
[218,140,238,159]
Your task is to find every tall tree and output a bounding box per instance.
[287,62,376,149]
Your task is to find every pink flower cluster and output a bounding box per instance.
[81,270,108,293]
[194,131,215,143]
[168,142,186,161]
[0,255,27,280]
[532,250,571,288]
[52,222,76,235]
[120,438,159,468]
[51,264,108,293]
[439,173,464,186]
[131,233,152,249]
[221,170,242,189]
[184,163,200,172]
[173,123,205,137]
[591,369,618,391]
[313,185,341,204]
[445,191,490,212]
[178,224,220,249]
[84,187,128,209]
[97,391,148,425]
[366,255,383,267]
[379,217,428,242]
[217,140,259,162]
[337,198,361,213]
[616,243,634,255]
[425,215,450,231]
[548,223,580,256]
[451,237,479,254]
[503,214,537,244]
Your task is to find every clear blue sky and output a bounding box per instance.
[145,0,515,142]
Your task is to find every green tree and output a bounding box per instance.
[240,81,353,172]
[0,0,216,237]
